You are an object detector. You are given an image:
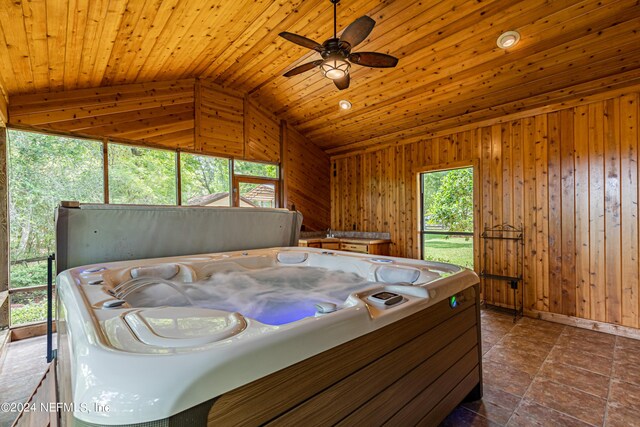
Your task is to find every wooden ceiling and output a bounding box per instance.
[1,0,640,154]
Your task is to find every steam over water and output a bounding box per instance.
[125,265,375,325]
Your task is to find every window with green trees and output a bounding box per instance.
[181,153,231,206]
[7,130,104,325]
[420,167,474,268]
[234,159,278,178]
[108,143,177,205]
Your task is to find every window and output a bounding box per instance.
[108,143,177,205]
[180,153,231,206]
[420,167,474,269]
[7,129,104,325]
[233,160,278,178]
[232,160,279,208]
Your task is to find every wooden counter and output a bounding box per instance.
[299,237,391,255]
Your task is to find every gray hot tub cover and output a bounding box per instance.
[55,204,303,271]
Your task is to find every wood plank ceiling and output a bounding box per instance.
[0,0,639,154]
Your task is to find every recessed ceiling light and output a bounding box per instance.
[339,100,352,110]
[497,31,520,49]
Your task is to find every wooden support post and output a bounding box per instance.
[0,126,10,348]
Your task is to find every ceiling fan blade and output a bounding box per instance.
[279,32,324,52]
[333,74,350,90]
[340,16,376,49]
[349,52,398,68]
[283,60,323,77]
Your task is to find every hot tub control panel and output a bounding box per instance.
[367,291,403,306]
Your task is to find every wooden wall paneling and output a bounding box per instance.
[491,125,504,305]
[604,97,622,325]
[560,109,576,317]
[396,145,405,257]
[588,102,606,322]
[284,126,330,231]
[547,112,563,314]
[535,115,549,311]
[244,99,280,163]
[355,153,363,234]
[574,105,591,319]
[480,127,493,303]
[407,143,417,259]
[511,122,524,305]
[620,94,639,328]
[194,78,203,152]
[472,130,482,276]
[330,90,640,329]
[9,79,196,151]
[501,124,513,306]
[198,80,244,157]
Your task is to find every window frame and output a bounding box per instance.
[416,160,479,271]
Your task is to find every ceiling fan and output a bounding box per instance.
[279,0,399,90]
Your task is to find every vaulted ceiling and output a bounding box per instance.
[1,0,640,154]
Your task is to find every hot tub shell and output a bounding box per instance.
[56,247,481,426]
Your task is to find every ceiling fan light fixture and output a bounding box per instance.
[339,100,352,110]
[497,30,520,49]
[321,56,350,80]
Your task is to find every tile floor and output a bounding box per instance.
[1,313,639,427]
[441,309,640,427]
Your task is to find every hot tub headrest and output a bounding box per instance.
[277,252,308,264]
[131,264,180,280]
[375,265,421,284]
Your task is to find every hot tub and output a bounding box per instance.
[56,247,481,426]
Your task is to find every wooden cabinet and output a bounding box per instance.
[340,243,368,253]
[321,242,340,250]
[300,239,390,255]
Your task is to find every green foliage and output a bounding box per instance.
[426,168,474,232]
[421,171,444,228]
[181,153,230,203]
[8,130,104,261]
[10,261,49,288]
[108,144,177,205]
[234,160,278,178]
[10,290,53,325]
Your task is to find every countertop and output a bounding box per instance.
[298,237,391,245]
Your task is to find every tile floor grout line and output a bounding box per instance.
[457,313,520,426]
[504,323,568,427]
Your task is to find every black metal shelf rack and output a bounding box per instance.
[479,224,524,322]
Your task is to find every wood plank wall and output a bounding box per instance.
[196,79,243,157]
[244,99,280,163]
[283,124,330,231]
[9,79,196,150]
[331,92,640,329]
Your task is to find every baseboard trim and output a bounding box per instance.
[10,321,56,341]
[525,309,640,341]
